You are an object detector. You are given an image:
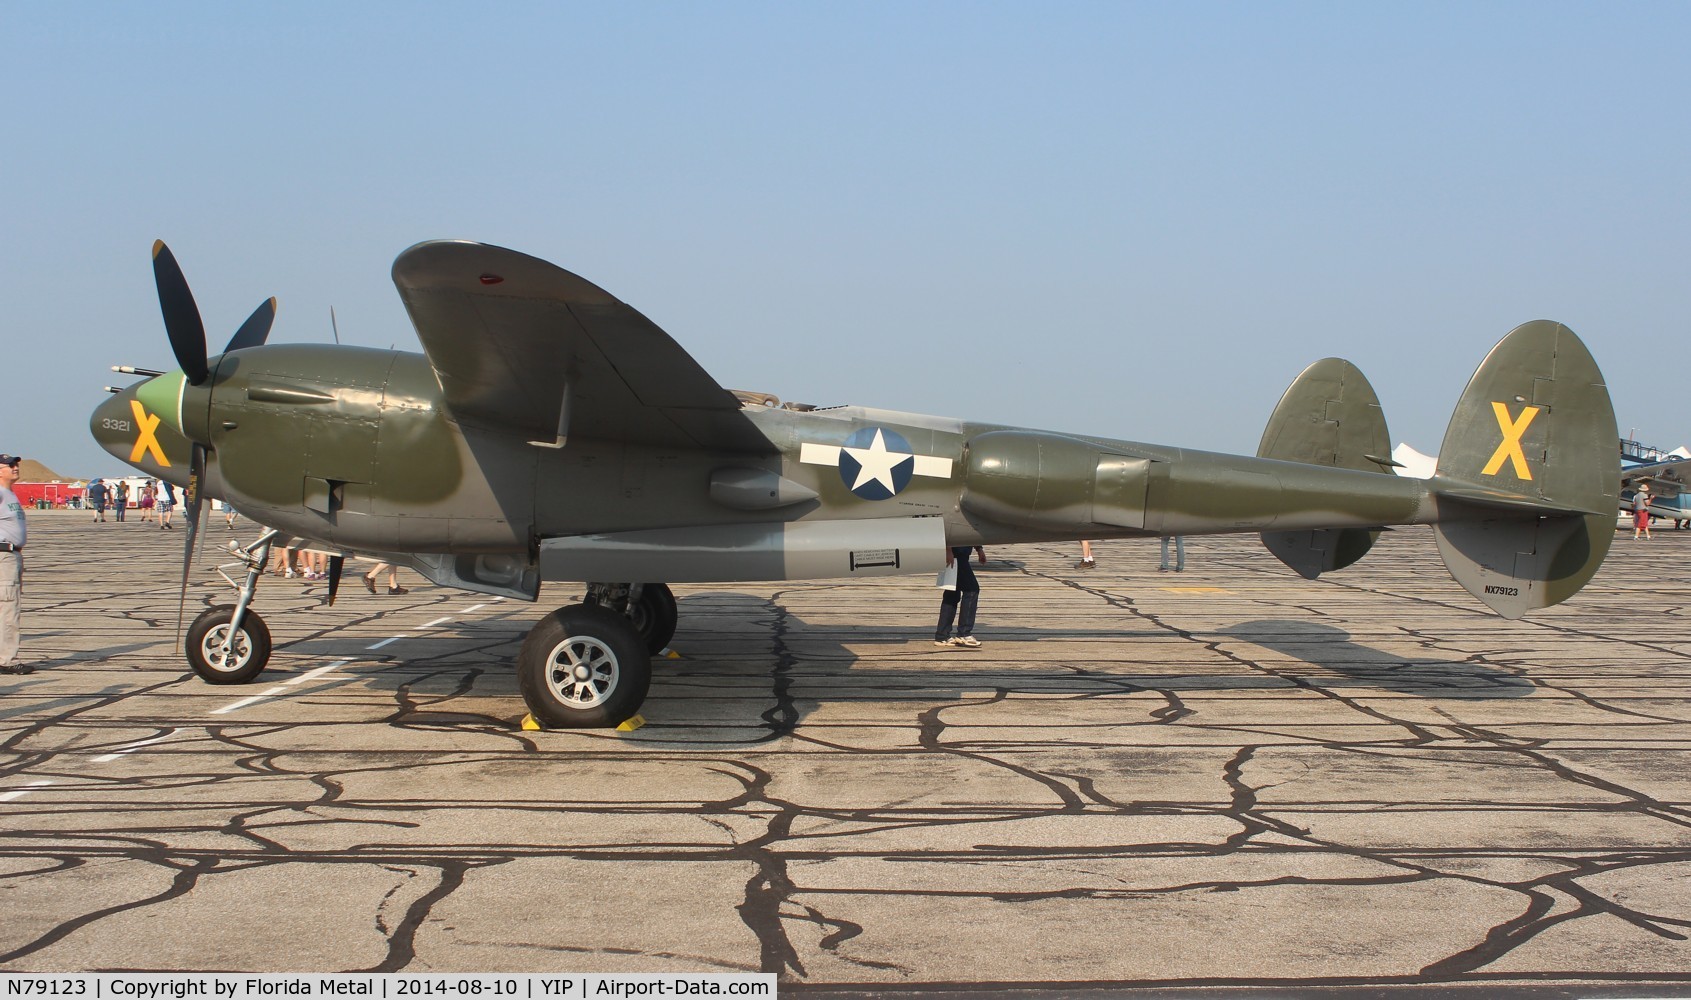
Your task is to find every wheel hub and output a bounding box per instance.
[201,625,252,673]
[546,636,619,708]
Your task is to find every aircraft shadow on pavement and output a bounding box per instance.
[268,599,1537,737]
[1216,619,1534,700]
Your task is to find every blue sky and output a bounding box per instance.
[6,2,1689,477]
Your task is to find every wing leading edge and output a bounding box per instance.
[392,241,773,453]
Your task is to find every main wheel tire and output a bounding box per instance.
[518,603,651,728]
[628,583,678,654]
[185,605,273,685]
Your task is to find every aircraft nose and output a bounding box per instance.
[90,373,196,472]
[90,389,143,463]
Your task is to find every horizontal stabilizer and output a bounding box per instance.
[1426,478,1608,519]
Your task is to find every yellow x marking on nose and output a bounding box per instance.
[128,400,170,467]
[1480,401,1539,480]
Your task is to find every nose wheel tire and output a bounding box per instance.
[185,605,273,685]
[519,603,651,728]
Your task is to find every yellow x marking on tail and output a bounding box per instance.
[1480,401,1539,480]
[128,400,170,466]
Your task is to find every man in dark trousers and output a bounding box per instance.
[935,544,987,648]
[87,478,109,522]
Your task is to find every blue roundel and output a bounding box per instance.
[839,427,916,500]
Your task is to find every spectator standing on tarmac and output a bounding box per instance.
[934,544,988,648]
[0,454,33,675]
[270,539,301,578]
[138,481,155,522]
[87,479,109,522]
[157,480,176,529]
[113,480,129,522]
[362,562,409,595]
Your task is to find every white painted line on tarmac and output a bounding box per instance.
[461,604,485,614]
[285,657,355,686]
[210,686,289,715]
[92,731,179,763]
[210,659,356,714]
[202,601,512,716]
[0,779,55,802]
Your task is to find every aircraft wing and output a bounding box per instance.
[392,241,774,453]
[1622,457,1691,499]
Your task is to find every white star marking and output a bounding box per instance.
[798,436,952,484]
[842,428,912,493]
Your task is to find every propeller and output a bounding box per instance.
[150,241,275,645]
[152,241,278,375]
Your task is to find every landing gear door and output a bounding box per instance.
[1093,455,1151,529]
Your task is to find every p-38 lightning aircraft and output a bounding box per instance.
[93,240,1619,728]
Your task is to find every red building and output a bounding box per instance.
[13,482,86,507]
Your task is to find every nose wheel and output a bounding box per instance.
[185,604,273,684]
[184,529,279,685]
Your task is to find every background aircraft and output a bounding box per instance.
[1620,441,1691,525]
[92,241,1620,728]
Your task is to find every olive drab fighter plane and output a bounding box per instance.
[92,240,1621,729]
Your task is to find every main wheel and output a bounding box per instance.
[518,603,651,728]
[185,605,273,685]
[628,583,678,654]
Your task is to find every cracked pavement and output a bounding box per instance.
[4,511,1691,993]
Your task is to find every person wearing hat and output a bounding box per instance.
[0,454,32,674]
[1633,482,1653,540]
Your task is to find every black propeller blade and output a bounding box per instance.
[151,241,210,385]
[224,297,277,353]
[175,443,208,647]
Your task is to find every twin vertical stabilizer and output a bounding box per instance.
[1259,321,1618,617]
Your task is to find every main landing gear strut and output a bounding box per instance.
[184,528,279,685]
[516,582,677,729]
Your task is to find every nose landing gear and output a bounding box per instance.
[185,529,279,685]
